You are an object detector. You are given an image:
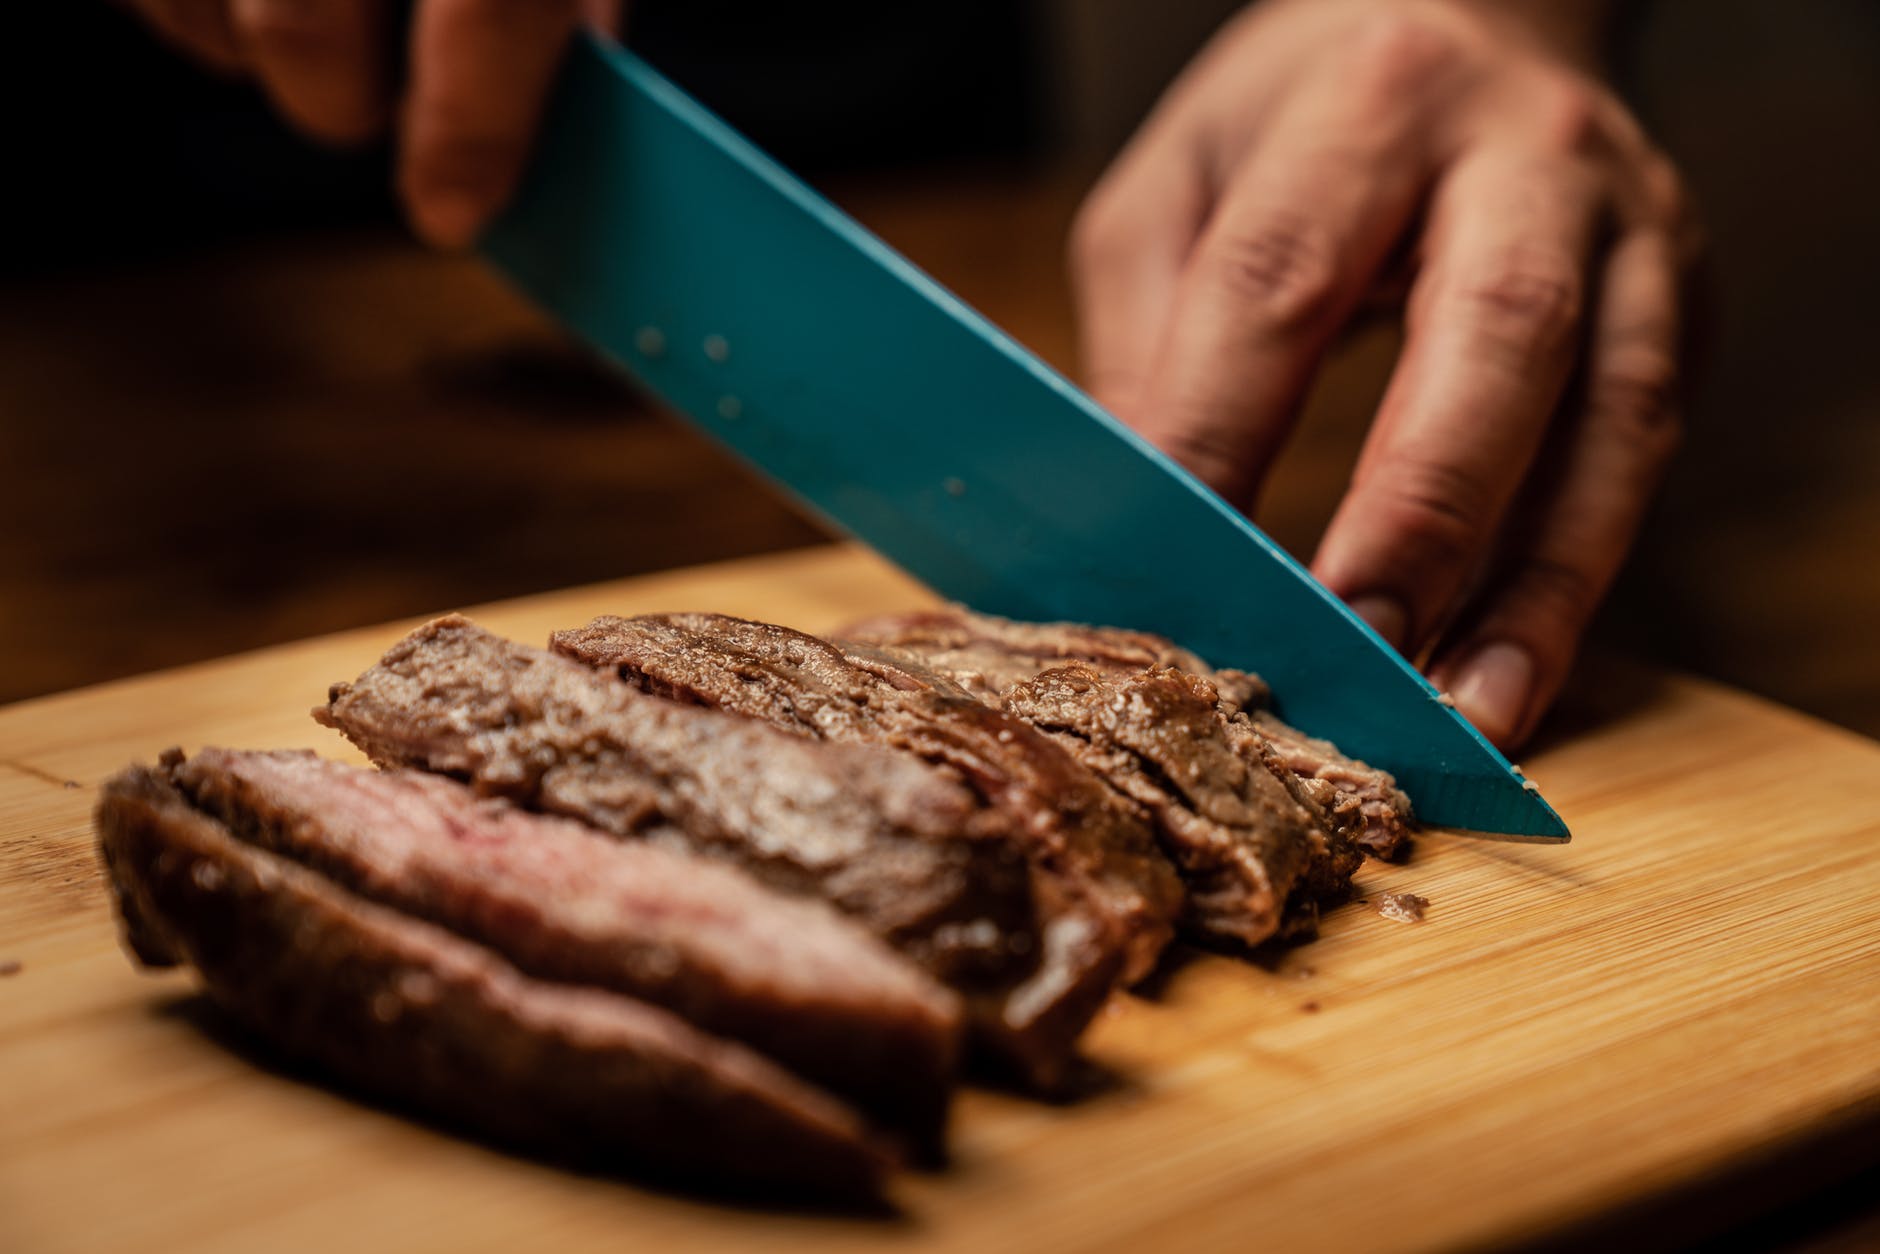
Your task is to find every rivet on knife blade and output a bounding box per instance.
[634,326,667,358]
[943,477,967,497]
[717,396,743,420]
[703,334,730,363]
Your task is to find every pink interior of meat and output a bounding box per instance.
[190,748,940,1003]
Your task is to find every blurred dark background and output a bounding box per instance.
[1,4,1877,1244]
[5,3,1058,269]
[2,0,1878,759]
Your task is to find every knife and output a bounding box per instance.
[480,35,1568,841]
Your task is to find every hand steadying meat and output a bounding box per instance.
[119,0,1697,751]
[1072,0,1699,749]
[114,0,623,247]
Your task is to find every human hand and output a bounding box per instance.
[118,0,623,247]
[1071,0,1699,748]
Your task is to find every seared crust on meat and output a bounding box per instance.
[95,765,891,1195]
[837,607,1270,710]
[1001,665,1358,947]
[320,616,1110,1092]
[170,747,960,1151]
[843,605,1414,863]
[551,613,1184,990]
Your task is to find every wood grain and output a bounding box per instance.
[3,544,1878,1254]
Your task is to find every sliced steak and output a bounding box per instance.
[839,606,1269,709]
[549,612,1183,988]
[1000,665,1359,946]
[170,746,959,1150]
[842,605,1414,859]
[95,766,889,1195]
[1241,713,1414,859]
[317,616,1108,1091]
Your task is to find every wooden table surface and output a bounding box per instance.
[4,544,1878,1253]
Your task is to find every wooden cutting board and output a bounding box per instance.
[4,544,1878,1253]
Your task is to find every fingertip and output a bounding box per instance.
[1440,640,1534,749]
[225,0,394,148]
[401,0,586,251]
[407,195,488,251]
[398,126,520,250]
[282,101,390,149]
[134,0,248,75]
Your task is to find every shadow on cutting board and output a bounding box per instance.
[1519,1101,1880,1254]
[1525,658,1679,760]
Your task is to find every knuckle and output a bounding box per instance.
[1342,10,1467,100]
[1144,418,1258,506]
[1528,74,1609,156]
[1203,211,1343,336]
[1451,249,1584,358]
[1370,458,1491,573]
[1506,554,1603,627]
[1591,346,1685,457]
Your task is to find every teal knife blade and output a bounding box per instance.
[480,35,1567,841]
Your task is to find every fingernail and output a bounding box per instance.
[1347,595,1409,651]
[1451,642,1534,746]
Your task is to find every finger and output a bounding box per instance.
[125,0,246,72]
[579,0,625,34]
[1067,13,1301,420]
[399,0,585,249]
[1068,136,1212,421]
[1311,149,1606,655]
[228,0,391,145]
[1127,18,1462,511]
[1429,230,1683,747]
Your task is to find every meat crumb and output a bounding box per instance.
[0,959,21,977]
[1300,1000,1321,1014]
[1375,892,1429,924]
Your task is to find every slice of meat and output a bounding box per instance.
[842,605,1414,859]
[169,746,959,1150]
[549,612,1184,989]
[95,766,889,1195]
[1000,665,1359,947]
[1244,713,1415,859]
[317,616,1106,1091]
[839,606,1270,709]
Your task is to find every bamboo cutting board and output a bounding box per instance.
[3,544,1878,1254]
